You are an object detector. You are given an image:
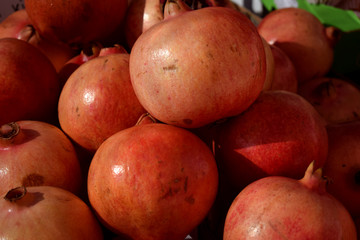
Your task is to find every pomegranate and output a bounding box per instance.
[87,123,218,240]
[0,186,103,239]
[0,9,76,72]
[258,8,334,83]
[0,38,60,126]
[24,0,128,46]
[129,1,266,128]
[0,121,82,196]
[215,90,328,190]
[223,162,357,239]
[268,44,298,92]
[58,52,146,153]
[323,121,360,218]
[298,77,360,124]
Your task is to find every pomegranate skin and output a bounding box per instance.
[223,164,357,240]
[129,6,266,128]
[323,121,360,218]
[87,123,219,240]
[58,53,146,153]
[216,90,328,190]
[0,121,83,196]
[258,8,334,83]
[0,186,104,239]
[0,38,60,126]
[24,0,128,45]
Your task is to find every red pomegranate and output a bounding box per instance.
[215,90,328,190]
[258,8,334,83]
[0,9,76,72]
[0,186,103,239]
[323,121,360,218]
[268,44,298,92]
[129,1,266,128]
[58,52,146,153]
[0,38,60,126]
[0,121,82,196]
[223,162,357,239]
[87,123,218,240]
[298,77,360,124]
[24,0,128,46]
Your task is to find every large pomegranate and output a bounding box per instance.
[0,121,82,196]
[0,186,103,239]
[298,77,360,124]
[0,9,76,72]
[215,90,328,190]
[0,38,60,126]
[258,8,334,83]
[323,121,360,218]
[58,52,146,153]
[87,123,218,240]
[223,162,357,239]
[129,1,266,128]
[24,0,128,46]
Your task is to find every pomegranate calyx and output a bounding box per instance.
[300,161,327,194]
[4,186,27,202]
[164,0,192,19]
[136,113,158,125]
[0,122,20,140]
[17,25,36,42]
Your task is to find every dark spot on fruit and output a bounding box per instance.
[342,164,346,167]
[163,65,177,71]
[355,171,360,185]
[185,195,195,204]
[76,106,80,117]
[22,173,44,187]
[353,111,359,118]
[183,119,192,125]
[184,176,188,192]
[159,188,174,200]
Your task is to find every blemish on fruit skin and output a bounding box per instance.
[22,173,44,187]
[185,195,195,204]
[183,176,188,192]
[183,119,192,125]
[163,65,177,71]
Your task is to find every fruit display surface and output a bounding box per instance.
[0,0,359,239]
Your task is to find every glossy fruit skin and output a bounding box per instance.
[129,6,266,128]
[88,123,218,240]
[223,165,357,240]
[0,121,82,196]
[323,121,360,218]
[216,90,328,190]
[258,8,334,83]
[24,0,128,46]
[0,38,60,126]
[0,9,77,72]
[58,53,146,153]
[0,186,104,240]
[298,77,360,124]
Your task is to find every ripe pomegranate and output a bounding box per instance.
[0,186,103,239]
[298,77,360,124]
[223,162,357,239]
[24,0,128,46]
[258,8,334,83]
[268,44,298,92]
[0,38,60,126]
[87,123,218,240]
[0,121,82,196]
[215,90,328,190]
[323,121,360,218]
[0,9,76,72]
[129,1,266,128]
[58,52,146,153]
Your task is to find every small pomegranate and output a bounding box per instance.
[258,8,334,83]
[298,77,360,124]
[87,123,218,240]
[215,90,328,190]
[223,162,357,239]
[58,52,146,153]
[24,0,128,46]
[0,38,60,126]
[323,121,360,218]
[129,0,266,128]
[0,121,82,196]
[0,186,103,239]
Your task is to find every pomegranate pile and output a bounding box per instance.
[0,0,359,239]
